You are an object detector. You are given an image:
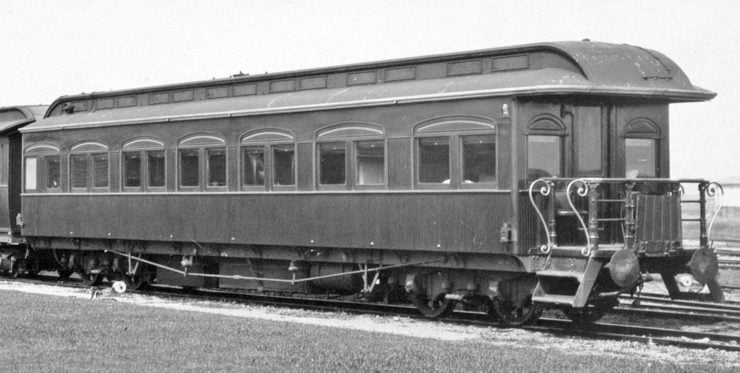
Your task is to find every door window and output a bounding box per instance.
[527,135,561,180]
[625,138,657,178]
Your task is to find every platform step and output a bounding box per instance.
[535,270,584,282]
[532,294,576,306]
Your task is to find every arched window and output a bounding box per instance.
[70,141,109,191]
[316,123,385,189]
[178,134,226,190]
[624,118,661,178]
[413,116,496,188]
[526,114,565,180]
[122,138,166,190]
[240,130,295,190]
[24,144,61,192]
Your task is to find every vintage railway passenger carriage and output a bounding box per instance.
[0,106,46,274]
[17,41,723,324]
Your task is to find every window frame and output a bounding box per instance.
[177,134,227,192]
[24,157,37,192]
[316,141,348,190]
[413,117,497,190]
[270,143,296,190]
[92,152,110,190]
[623,118,662,178]
[415,135,453,189]
[315,123,386,191]
[69,142,110,193]
[121,138,166,192]
[525,114,567,182]
[178,148,201,190]
[240,145,266,190]
[526,134,565,181]
[122,151,143,190]
[45,154,61,191]
[23,144,61,193]
[206,147,227,188]
[239,130,296,192]
[354,139,387,189]
[459,133,497,189]
[625,138,659,178]
[146,150,167,189]
[69,153,89,191]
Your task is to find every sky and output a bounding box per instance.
[1,0,738,180]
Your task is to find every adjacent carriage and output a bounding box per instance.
[14,41,723,324]
[0,105,46,275]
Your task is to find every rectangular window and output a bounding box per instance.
[462,135,496,183]
[71,154,88,188]
[418,137,449,183]
[147,151,165,187]
[93,153,109,188]
[626,138,657,178]
[25,157,37,191]
[356,140,384,185]
[46,155,61,189]
[179,149,200,187]
[123,152,141,187]
[242,146,265,186]
[272,144,294,186]
[575,107,602,176]
[527,135,561,180]
[207,148,227,187]
[319,142,346,185]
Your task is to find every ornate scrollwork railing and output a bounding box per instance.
[566,179,593,256]
[705,181,724,242]
[528,178,555,254]
[528,177,722,257]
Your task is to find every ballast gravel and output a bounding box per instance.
[0,280,738,370]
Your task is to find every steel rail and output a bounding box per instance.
[2,275,739,352]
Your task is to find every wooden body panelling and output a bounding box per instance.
[23,192,511,253]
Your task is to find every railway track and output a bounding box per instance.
[2,275,739,352]
[617,294,740,322]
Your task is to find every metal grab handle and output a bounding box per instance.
[566,179,592,256]
[705,182,724,242]
[528,178,555,253]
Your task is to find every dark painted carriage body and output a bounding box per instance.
[17,41,721,314]
[0,106,46,243]
[0,106,46,274]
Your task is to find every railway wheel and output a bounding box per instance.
[123,273,149,291]
[411,292,456,318]
[565,306,605,328]
[565,299,616,328]
[82,272,102,286]
[57,269,73,280]
[8,257,21,278]
[12,258,39,278]
[492,295,541,326]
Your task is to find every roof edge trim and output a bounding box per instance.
[23,85,716,134]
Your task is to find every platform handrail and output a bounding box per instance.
[704,181,724,243]
[528,178,556,254]
[527,177,724,255]
[566,179,594,256]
